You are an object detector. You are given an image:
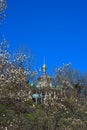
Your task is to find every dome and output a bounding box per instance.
[42,64,46,69]
[42,64,46,73]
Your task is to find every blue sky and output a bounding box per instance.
[0,0,87,74]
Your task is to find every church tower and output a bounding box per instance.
[36,58,52,88]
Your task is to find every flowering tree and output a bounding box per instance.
[55,63,80,88]
[54,63,87,97]
[0,0,6,21]
[0,40,33,101]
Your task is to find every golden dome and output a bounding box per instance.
[42,64,46,69]
[42,64,46,73]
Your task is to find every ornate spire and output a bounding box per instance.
[42,56,46,74]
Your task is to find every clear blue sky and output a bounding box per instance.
[0,0,87,74]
